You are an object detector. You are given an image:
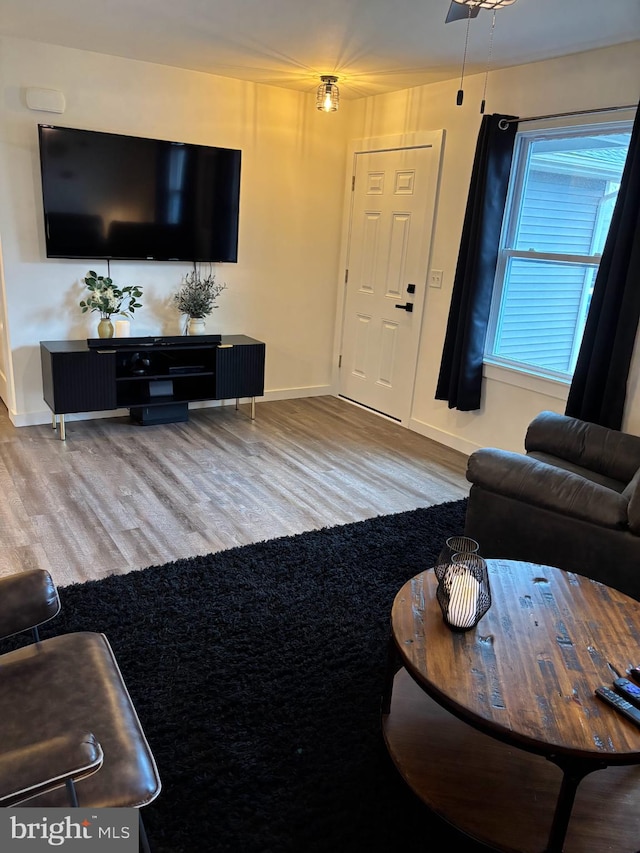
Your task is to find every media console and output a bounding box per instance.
[40,335,265,440]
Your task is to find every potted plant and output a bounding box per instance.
[174,270,227,335]
[79,271,143,339]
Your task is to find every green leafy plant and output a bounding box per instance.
[174,271,227,319]
[79,271,143,319]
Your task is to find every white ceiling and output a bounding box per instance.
[1,0,639,99]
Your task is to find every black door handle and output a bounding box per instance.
[395,302,414,312]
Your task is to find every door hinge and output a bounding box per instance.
[345,269,349,284]
[351,175,355,191]
[338,354,342,368]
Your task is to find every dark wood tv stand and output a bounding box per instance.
[40,335,265,440]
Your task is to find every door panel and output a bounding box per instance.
[340,142,441,422]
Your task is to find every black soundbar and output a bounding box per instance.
[87,334,222,348]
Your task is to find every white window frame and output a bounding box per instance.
[485,117,633,388]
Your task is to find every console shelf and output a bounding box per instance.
[40,335,265,440]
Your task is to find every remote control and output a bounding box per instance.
[595,685,640,729]
[613,677,640,709]
[627,666,640,686]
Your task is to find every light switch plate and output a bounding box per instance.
[429,269,443,288]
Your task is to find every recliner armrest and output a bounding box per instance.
[0,570,60,640]
[525,411,640,483]
[467,448,630,529]
[0,733,103,807]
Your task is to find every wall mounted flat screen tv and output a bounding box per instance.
[38,125,241,262]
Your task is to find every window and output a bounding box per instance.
[485,121,632,382]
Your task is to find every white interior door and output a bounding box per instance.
[339,138,441,423]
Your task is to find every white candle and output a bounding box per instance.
[115,320,130,338]
[445,567,480,629]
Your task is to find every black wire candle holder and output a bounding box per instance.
[434,535,480,583]
[436,553,492,631]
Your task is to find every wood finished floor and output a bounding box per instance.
[0,396,470,586]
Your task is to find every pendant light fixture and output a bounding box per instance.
[446,0,518,111]
[316,75,339,112]
[451,0,517,10]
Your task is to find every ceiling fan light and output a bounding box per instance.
[316,75,339,112]
[452,0,517,110]
[453,0,517,8]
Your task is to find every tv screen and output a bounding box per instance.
[38,125,241,262]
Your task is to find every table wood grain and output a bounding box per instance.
[384,669,640,853]
[391,560,640,759]
[383,560,640,852]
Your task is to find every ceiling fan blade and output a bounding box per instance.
[445,2,481,23]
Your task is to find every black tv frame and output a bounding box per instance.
[37,125,241,263]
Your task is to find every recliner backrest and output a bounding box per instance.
[525,411,640,484]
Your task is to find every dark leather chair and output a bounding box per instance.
[0,569,160,848]
[464,410,640,601]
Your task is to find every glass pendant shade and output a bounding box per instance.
[316,76,339,112]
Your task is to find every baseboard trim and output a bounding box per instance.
[9,385,334,428]
[11,408,131,428]
[260,385,333,401]
[408,417,478,457]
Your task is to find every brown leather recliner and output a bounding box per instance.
[464,410,640,601]
[0,570,160,849]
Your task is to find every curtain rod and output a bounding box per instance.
[498,103,637,130]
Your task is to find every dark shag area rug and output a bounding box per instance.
[4,498,494,853]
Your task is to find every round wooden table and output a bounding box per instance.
[382,559,640,853]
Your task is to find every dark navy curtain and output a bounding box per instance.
[565,103,640,429]
[435,113,518,411]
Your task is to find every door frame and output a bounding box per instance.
[0,236,14,413]
[332,130,445,426]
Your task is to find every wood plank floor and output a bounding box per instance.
[0,396,469,586]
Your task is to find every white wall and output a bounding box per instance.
[0,36,351,423]
[345,41,640,453]
[1,36,639,457]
